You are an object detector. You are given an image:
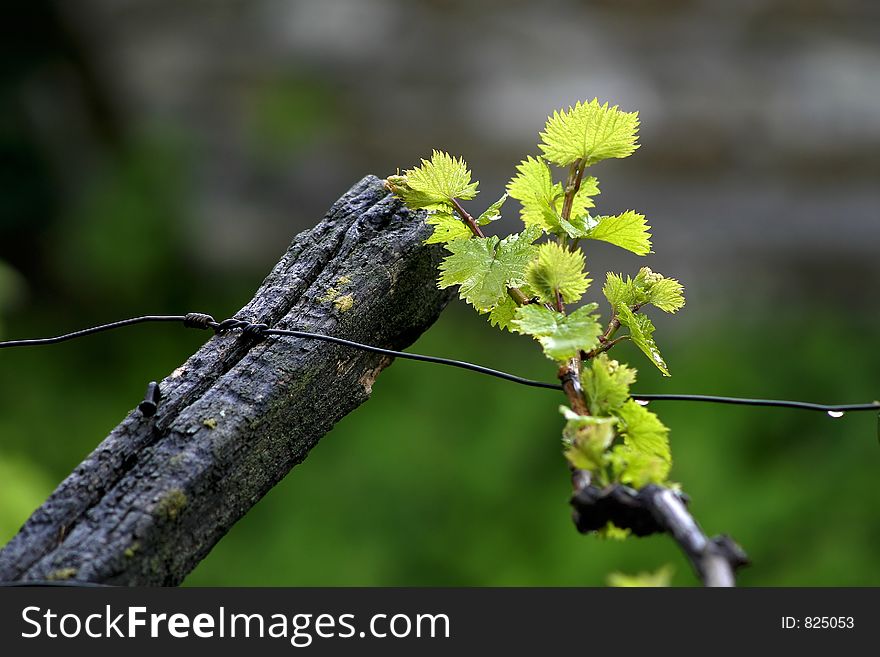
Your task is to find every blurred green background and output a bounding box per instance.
[1,0,878,586]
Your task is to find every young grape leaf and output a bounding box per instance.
[615,304,669,376]
[424,211,472,244]
[439,225,541,311]
[597,523,631,540]
[581,211,652,255]
[608,445,671,488]
[512,303,602,361]
[485,281,537,332]
[607,565,674,588]
[539,99,640,167]
[476,193,508,225]
[507,156,562,231]
[385,175,450,211]
[402,150,479,207]
[507,156,601,236]
[614,399,671,463]
[560,406,616,472]
[487,295,518,332]
[526,242,591,304]
[640,273,685,313]
[603,272,635,308]
[603,268,685,314]
[582,353,637,416]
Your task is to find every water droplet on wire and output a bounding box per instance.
[826,410,845,418]
[635,399,650,407]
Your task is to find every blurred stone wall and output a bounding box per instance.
[10,0,880,315]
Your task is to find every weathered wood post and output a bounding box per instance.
[0,175,450,585]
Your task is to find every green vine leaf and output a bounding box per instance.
[486,293,523,332]
[424,211,471,245]
[615,304,669,376]
[582,353,637,416]
[580,211,652,255]
[526,242,591,305]
[603,272,633,308]
[609,445,671,488]
[476,193,507,225]
[539,99,640,167]
[607,565,674,587]
[438,226,541,311]
[507,156,562,231]
[560,406,616,472]
[603,268,685,314]
[487,296,516,332]
[398,150,479,208]
[512,303,602,361]
[507,156,601,236]
[597,523,631,540]
[615,399,671,463]
[385,175,446,211]
[640,271,685,313]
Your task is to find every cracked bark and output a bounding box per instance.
[0,175,451,585]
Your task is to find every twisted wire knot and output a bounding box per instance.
[183,312,216,330]
[242,323,269,340]
[213,318,269,341]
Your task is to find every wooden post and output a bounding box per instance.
[0,175,450,585]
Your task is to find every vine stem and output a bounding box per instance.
[559,361,589,416]
[583,335,631,360]
[582,302,644,361]
[602,310,621,341]
[556,159,589,416]
[559,159,587,232]
[451,198,485,238]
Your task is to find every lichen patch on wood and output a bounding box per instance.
[154,489,188,521]
[46,567,78,581]
[334,294,354,312]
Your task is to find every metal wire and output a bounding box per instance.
[628,394,880,413]
[262,327,563,391]
[0,315,186,348]
[0,313,877,414]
